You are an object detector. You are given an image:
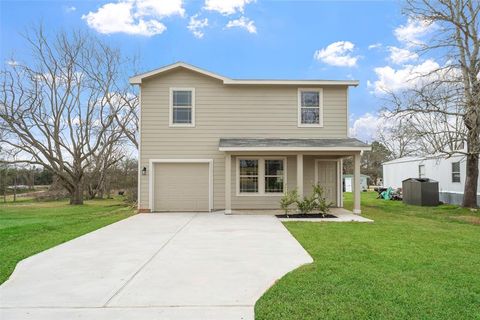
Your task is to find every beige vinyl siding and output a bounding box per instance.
[139,68,349,210]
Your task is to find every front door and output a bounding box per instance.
[316,161,338,206]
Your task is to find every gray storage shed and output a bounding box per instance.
[402,178,439,206]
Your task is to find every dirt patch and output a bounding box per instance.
[452,215,480,225]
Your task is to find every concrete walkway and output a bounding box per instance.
[277,208,374,222]
[0,213,312,320]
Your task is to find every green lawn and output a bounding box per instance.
[0,198,135,284]
[256,192,480,320]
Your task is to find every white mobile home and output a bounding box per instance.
[383,155,480,205]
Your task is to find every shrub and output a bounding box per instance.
[312,184,333,216]
[280,189,298,216]
[279,184,333,216]
[296,194,317,214]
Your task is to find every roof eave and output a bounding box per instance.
[129,61,229,85]
[129,62,360,86]
[219,146,371,152]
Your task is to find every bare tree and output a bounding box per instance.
[0,26,137,204]
[85,145,124,200]
[378,113,424,158]
[385,0,479,207]
[113,92,139,149]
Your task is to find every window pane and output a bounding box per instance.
[452,162,460,182]
[240,177,258,192]
[301,91,319,107]
[239,160,258,176]
[265,176,284,193]
[173,90,192,106]
[452,173,461,183]
[301,108,319,124]
[265,160,284,176]
[452,162,460,172]
[173,107,192,124]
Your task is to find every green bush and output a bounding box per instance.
[296,194,317,214]
[280,188,298,216]
[280,184,333,216]
[312,184,333,216]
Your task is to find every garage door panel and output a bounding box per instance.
[154,163,209,212]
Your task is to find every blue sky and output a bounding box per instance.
[0,0,437,142]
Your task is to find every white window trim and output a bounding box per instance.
[169,87,196,127]
[297,88,324,128]
[418,164,426,178]
[149,159,213,212]
[236,157,287,196]
[451,161,461,183]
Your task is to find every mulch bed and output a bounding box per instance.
[276,213,338,219]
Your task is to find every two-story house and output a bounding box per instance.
[130,62,370,214]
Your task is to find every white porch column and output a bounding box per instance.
[353,152,361,214]
[297,154,304,197]
[225,154,232,214]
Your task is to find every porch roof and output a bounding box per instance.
[218,138,371,152]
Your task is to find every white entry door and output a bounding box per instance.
[316,160,338,206]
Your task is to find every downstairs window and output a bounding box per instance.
[238,158,286,195]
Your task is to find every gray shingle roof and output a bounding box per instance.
[219,138,370,150]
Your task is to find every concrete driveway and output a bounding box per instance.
[0,213,312,320]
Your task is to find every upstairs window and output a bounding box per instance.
[298,88,323,127]
[418,165,425,178]
[452,162,461,183]
[170,88,195,127]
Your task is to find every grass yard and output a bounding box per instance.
[0,198,135,284]
[256,192,480,320]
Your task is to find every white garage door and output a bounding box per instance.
[154,162,210,212]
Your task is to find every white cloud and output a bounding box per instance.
[313,41,360,67]
[349,113,384,142]
[226,16,257,33]
[368,43,382,50]
[388,46,418,64]
[188,14,209,38]
[372,59,440,95]
[204,0,254,15]
[82,0,184,36]
[65,6,76,13]
[6,60,18,66]
[134,0,185,18]
[394,17,435,47]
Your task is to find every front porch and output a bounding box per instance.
[220,138,371,215]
